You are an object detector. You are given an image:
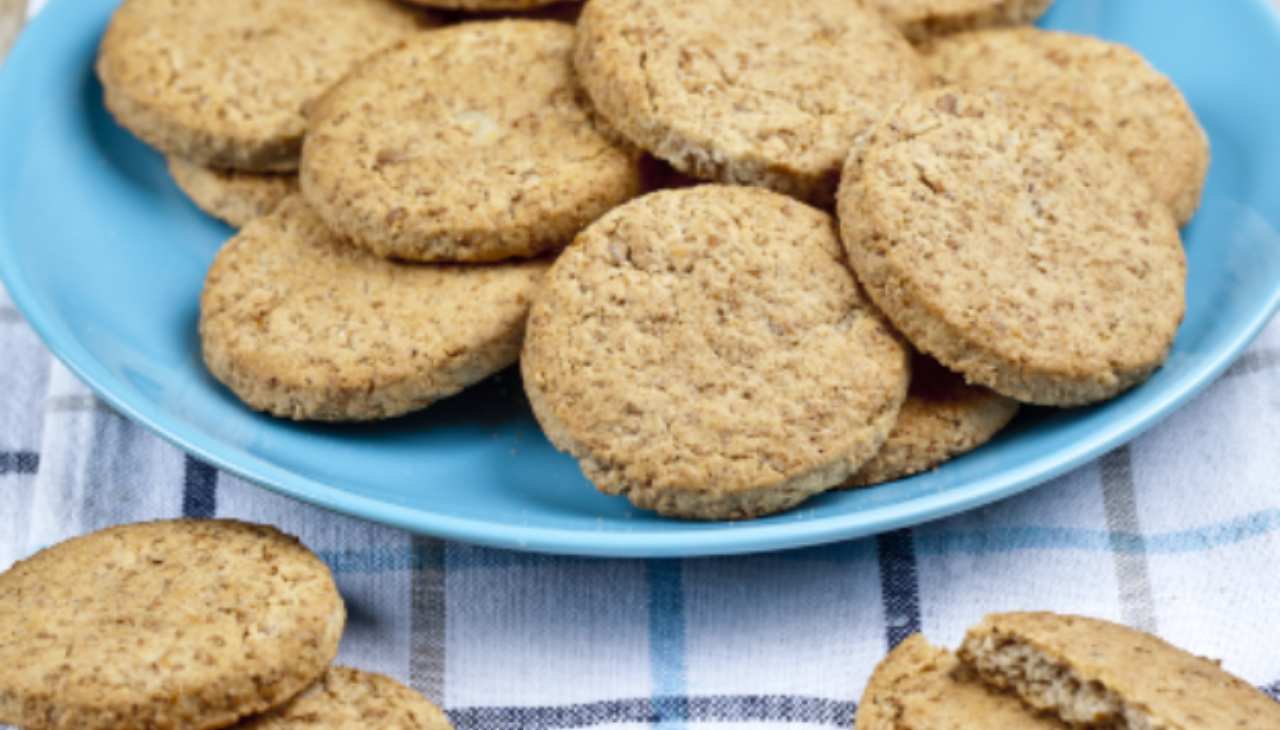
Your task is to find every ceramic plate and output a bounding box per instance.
[2,0,1279,556]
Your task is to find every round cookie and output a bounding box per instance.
[839,89,1186,406]
[301,21,642,263]
[960,612,1280,729]
[858,635,1066,730]
[845,354,1019,488]
[574,0,927,207]
[0,520,344,730]
[522,185,911,520]
[870,0,1054,43]
[200,196,548,421]
[238,667,453,729]
[924,27,1209,224]
[97,0,433,172]
[169,157,298,229]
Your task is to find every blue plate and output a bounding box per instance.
[2,0,1279,557]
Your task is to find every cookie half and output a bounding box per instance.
[97,0,433,172]
[960,612,1280,729]
[237,667,453,729]
[0,520,344,730]
[574,0,926,207]
[522,185,911,520]
[924,27,1209,224]
[302,20,642,263]
[200,196,547,421]
[169,157,297,229]
[846,354,1019,488]
[871,0,1054,43]
[858,635,1066,730]
[839,89,1186,406]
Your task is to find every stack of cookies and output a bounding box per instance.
[0,520,453,729]
[96,0,1209,521]
[859,613,1280,729]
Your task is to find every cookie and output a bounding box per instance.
[924,27,1209,224]
[839,89,1186,406]
[857,635,1066,730]
[871,0,1054,43]
[574,0,926,207]
[97,0,432,172]
[201,196,547,421]
[522,185,911,520]
[301,21,642,263]
[845,354,1019,488]
[0,519,344,730]
[960,612,1280,728]
[169,157,298,229]
[238,667,453,729]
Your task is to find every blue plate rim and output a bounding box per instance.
[2,0,1279,558]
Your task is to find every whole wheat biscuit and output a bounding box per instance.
[924,27,1209,224]
[857,635,1066,730]
[960,612,1280,729]
[839,89,1186,406]
[574,0,926,207]
[301,21,642,263]
[522,185,911,520]
[200,196,547,421]
[0,519,344,730]
[871,0,1054,43]
[845,354,1018,488]
[237,667,453,729]
[97,0,433,172]
[169,157,298,229]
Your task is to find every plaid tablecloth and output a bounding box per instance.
[4,2,1280,728]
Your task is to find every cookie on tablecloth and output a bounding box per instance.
[302,20,642,263]
[839,88,1186,406]
[169,157,297,228]
[238,667,453,729]
[0,520,344,730]
[97,0,433,171]
[857,635,1066,730]
[960,612,1280,728]
[200,196,547,421]
[522,185,911,520]
[924,27,1209,223]
[574,0,926,206]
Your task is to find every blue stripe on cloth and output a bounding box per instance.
[0,451,39,475]
[181,455,218,518]
[447,695,856,730]
[312,509,1280,579]
[876,529,922,649]
[1264,681,1280,700]
[646,561,688,728]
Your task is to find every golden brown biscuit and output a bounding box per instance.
[858,635,1067,730]
[522,185,911,520]
[168,157,297,229]
[402,0,574,10]
[924,27,1209,224]
[846,354,1019,487]
[574,0,926,207]
[960,612,1280,729]
[871,0,1054,43]
[0,520,344,730]
[97,0,433,171]
[200,196,547,421]
[302,21,642,263]
[839,89,1186,406]
[237,667,453,729]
